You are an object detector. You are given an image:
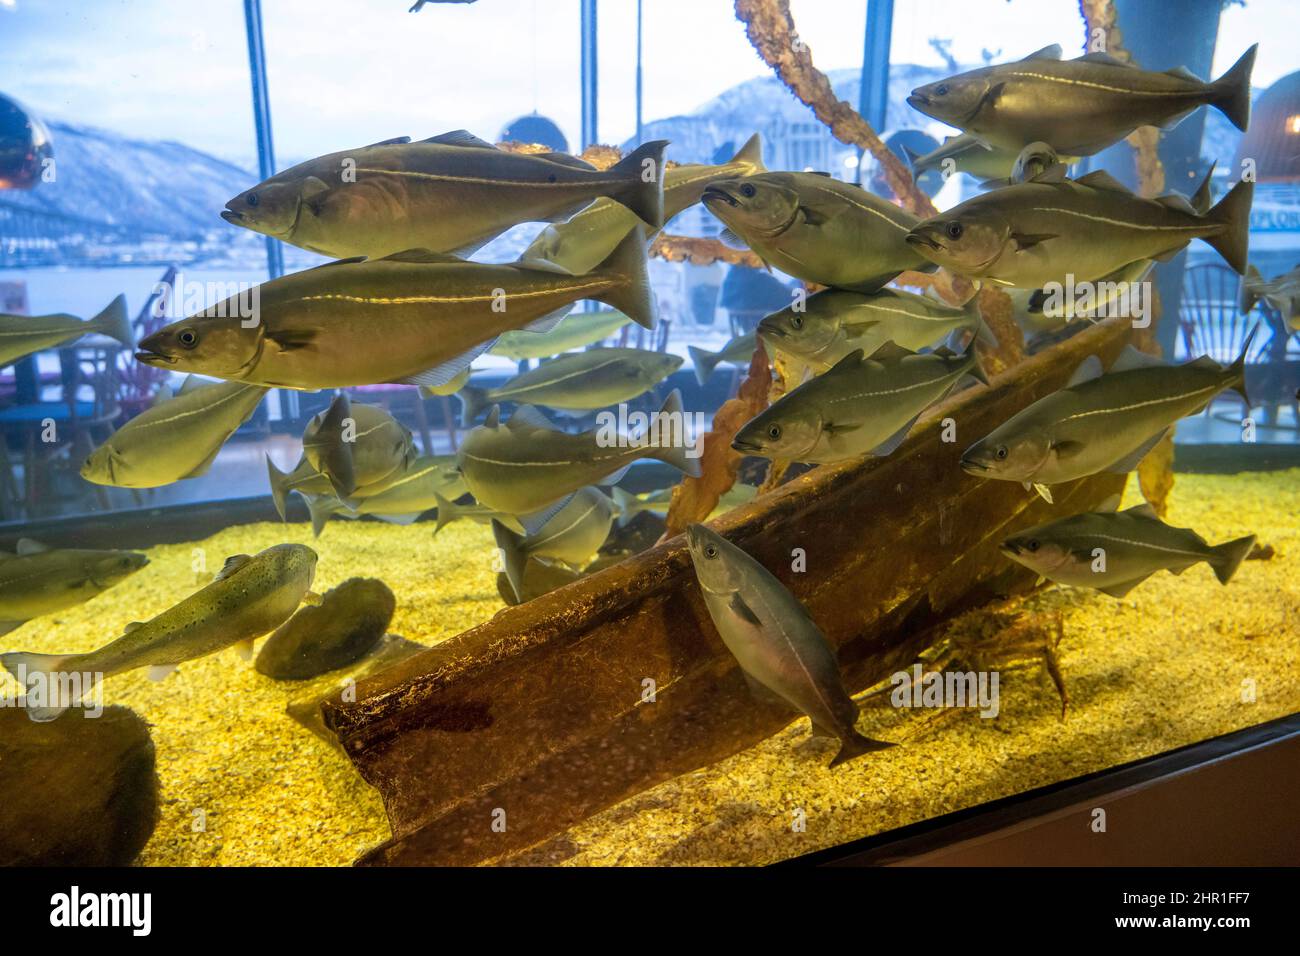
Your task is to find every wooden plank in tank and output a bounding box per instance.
[323,317,1136,866]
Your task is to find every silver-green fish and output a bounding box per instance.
[457,347,682,425]
[0,295,132,369]
[734,341,987,464]
[686,524,895,768]
[301,394,415,498]
[1001,495,1256,598]
[610,482,757,526]
[905,166,1253,288]
[1240,264,1300,331]
[431,492,524,537]
[908,44,1256,157]
[522,134,765,275]
[301,455,466,536]
[904,133,1036,182]
[1,544,318,721]
[688,332,757,385]
[81,376,268,488]
[490,309,633,360]
[222,131,667,259]
[758,288,990,374]
[457,389,701,524]
[135,229,655,391]
[702,171,929,292]
[961,337,1254,502]
[492,487,617,602]
[0,540,148,636]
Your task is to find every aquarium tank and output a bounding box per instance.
[1,0,1297,878]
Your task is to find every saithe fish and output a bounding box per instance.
[457,389,701,526]
[685,524,895,768]
[431,493,524,536]
[904,133,1027,182]
[492,487,617,601]
[905,165,1253,287]
[135,228,656,391]
[907,44,1256,157]
[1,295,133,369]
[688,332,757,385]
[961,337,1254,502]
[490,309,632,360]
[1240,264,1300,331]
[81,376,268,488]
[301,394,415,498]
[1001,495,1256,598]
[758,288,991,374]
[457,347,682,425]
[222,131,667,259]
[522,134,765,275]
[702,171,930,292]
[610,482,756,526]
[0,541,148,636]
[734,341,987,464]
[299,455,466,536]
[1,544,318,721]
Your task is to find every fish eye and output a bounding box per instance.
[946,221,964,240]
[790,316,803,329]
[704,545,718,558]
[245,192,260,207]
[936,84,949,96]
[1027,540,1040,552]
[767,424,782,440]
[740,183,757,198]
[178,328,199,348]
[995,445,1008,460]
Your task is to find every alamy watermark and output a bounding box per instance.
[1,664,102,718]
[890,664,1000,718]
[153,272,260,327]
[1038,274,1153,328]
[594,403,706,459]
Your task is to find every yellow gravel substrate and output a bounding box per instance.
[1,470,1295,866]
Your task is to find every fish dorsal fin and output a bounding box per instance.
[178,374,207,396]
[508,404,555,431]
[517,492,577,536]
[424,130,496,149]
[1124,502,1160,519]
[1096,493,1123,513]
[829,347,867,372]
[1110,344,1167,373]
[537,152,597,171]
[364,136,412,148]
[306,255,368,270]
[1027,163,1069,184]
[728,592,764,627]
[1075,170,1132,194]
[379,248,466,264]
[16,538,49,555]
[1021,44,1063,61]
[865,340,913,364]
[1077,51,1134,67]
[483,405,501,428]
[215,554,253,582]
[1067,355,1104,387]
[150,385,174,406]
[1163,65,1200,81]
[1155,193,1197,214]
[124,621,145,633]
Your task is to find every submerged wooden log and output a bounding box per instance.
[324,319,1135,866]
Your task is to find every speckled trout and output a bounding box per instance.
[135,228,655,390]
[222,131,667,259]
[908,44,1256,156]
[1001,496,1256,598]
[1,544,318,721]
[686,524,895,768]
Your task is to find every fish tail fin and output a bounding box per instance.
[965,343,990,387]
[491,518,528,604]
[688,344,718,386]
[610,485,637,528]
[265,454,292,522]
[646,388,702,478]
[1209,44,1257,132]
[305,495,337,538]
[90,293,134,349]
[1203,178,1254,275]
[730,133,766,173]
[457,385,490,428]
[1190,161,1217,217]
[592,226,655,330]
[1227,322,1260,404]
[432,492,459,537]
[963,296,999,349]
[1239,263,1262,314]
[607,139,668,228]
[829,730,897,768]
[1209,534,1256,585]
[0,651,81,723]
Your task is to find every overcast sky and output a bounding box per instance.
[0,0,1293,167]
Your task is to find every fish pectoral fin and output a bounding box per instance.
[215,554,253,582]
[727,592,764,628]
[147,663,178,682]
[822,420,865,435]
[1098,574,1152,599]
[1032,483,1055,504]
[1051,439,1086,460]
[266,329,318,353]
[871,413,923,457]
[1011,232,1057,251]
[232,639,256,662]
[740,671,796,711]
[1105,429,1170,474]
[718,228,749,250]
[180,444,224,480]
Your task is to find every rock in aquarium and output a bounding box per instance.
[256,578,397,680]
